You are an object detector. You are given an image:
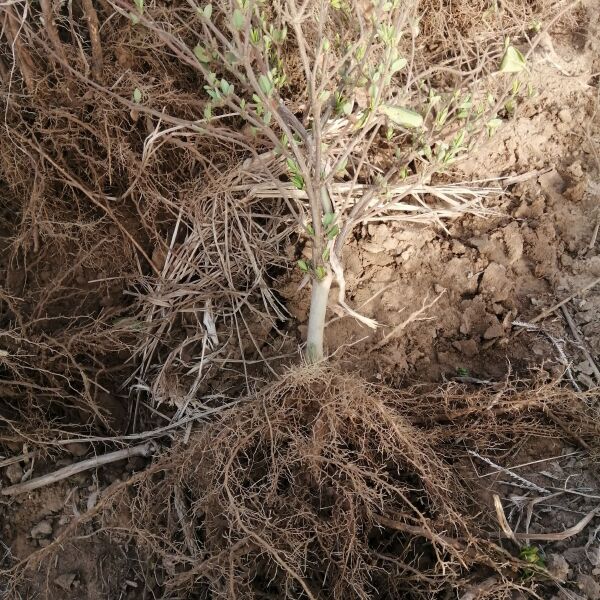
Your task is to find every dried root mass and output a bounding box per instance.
[3,367,598,599]
[128,366,517,599]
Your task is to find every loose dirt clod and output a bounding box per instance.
[54,573,77,592]
[4,463,23,485]
[30,521,52,540]
[547,554,570,581]
[577,574,600,600]
[65,443,88,458]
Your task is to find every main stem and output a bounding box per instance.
[303,77,334,362]
[306,271,333,362]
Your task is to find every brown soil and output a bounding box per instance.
[280,29,600,387]
[1,1,600,599]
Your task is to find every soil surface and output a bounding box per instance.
[280,26,600,387]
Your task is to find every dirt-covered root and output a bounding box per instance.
[123,365,516,599]
[124,370,599,599]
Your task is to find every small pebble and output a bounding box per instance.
[30,520,53,539]
[558,109,572,123]
[546,553,569,581]
[125,456,146,473]
[400,248,414,261]
[577,574,600,600]
[492,303,504,315]
[66,442,88,457]
[5,462,23,485]
[567,161,584,179]
[563,546,588,564]
[54,573,77,592]
[586,546,600,567]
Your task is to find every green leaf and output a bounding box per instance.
[286,158,300,175]
[355,110,370,130]
[133,0,143,13]
[335,157,348,174]
[203,4,213,19]
[420,144,433,161]
[322,247,330,261]
[326,224,339,240]
[428,91,441,106]
[390,57,407,72]
[499,45,526,73]
[271,26,287,43]
[129,12,140,24]
[232,8,245,30]
[291,174,304,189]
[258,74,273,96]
[379,105,423,128]
[315,266,327,280]
[529,19,542,33]
[322,212,335,227]
[203,104,212,119]
[286,159,303,188]
[220,78,232,95]
[250,28,261,44]
[452,130,466,148]
[205,87,221,101]
[342,100,353,116]
[132,88,142,103]
[435,107,449,127]
[318,90,331,103]
[223,51,238,66]
[486,117,502,137]
[194,45,210,63]
[297,259,309,272]
[519,545,545,568]
[305,223,315,236]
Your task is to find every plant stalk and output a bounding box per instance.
[305,271,333,362]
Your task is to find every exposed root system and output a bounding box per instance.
[12,367,584,599]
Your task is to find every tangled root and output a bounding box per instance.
[4,367,597,598]
[129,366,513,599]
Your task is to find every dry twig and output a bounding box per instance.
[1,443,156,496]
